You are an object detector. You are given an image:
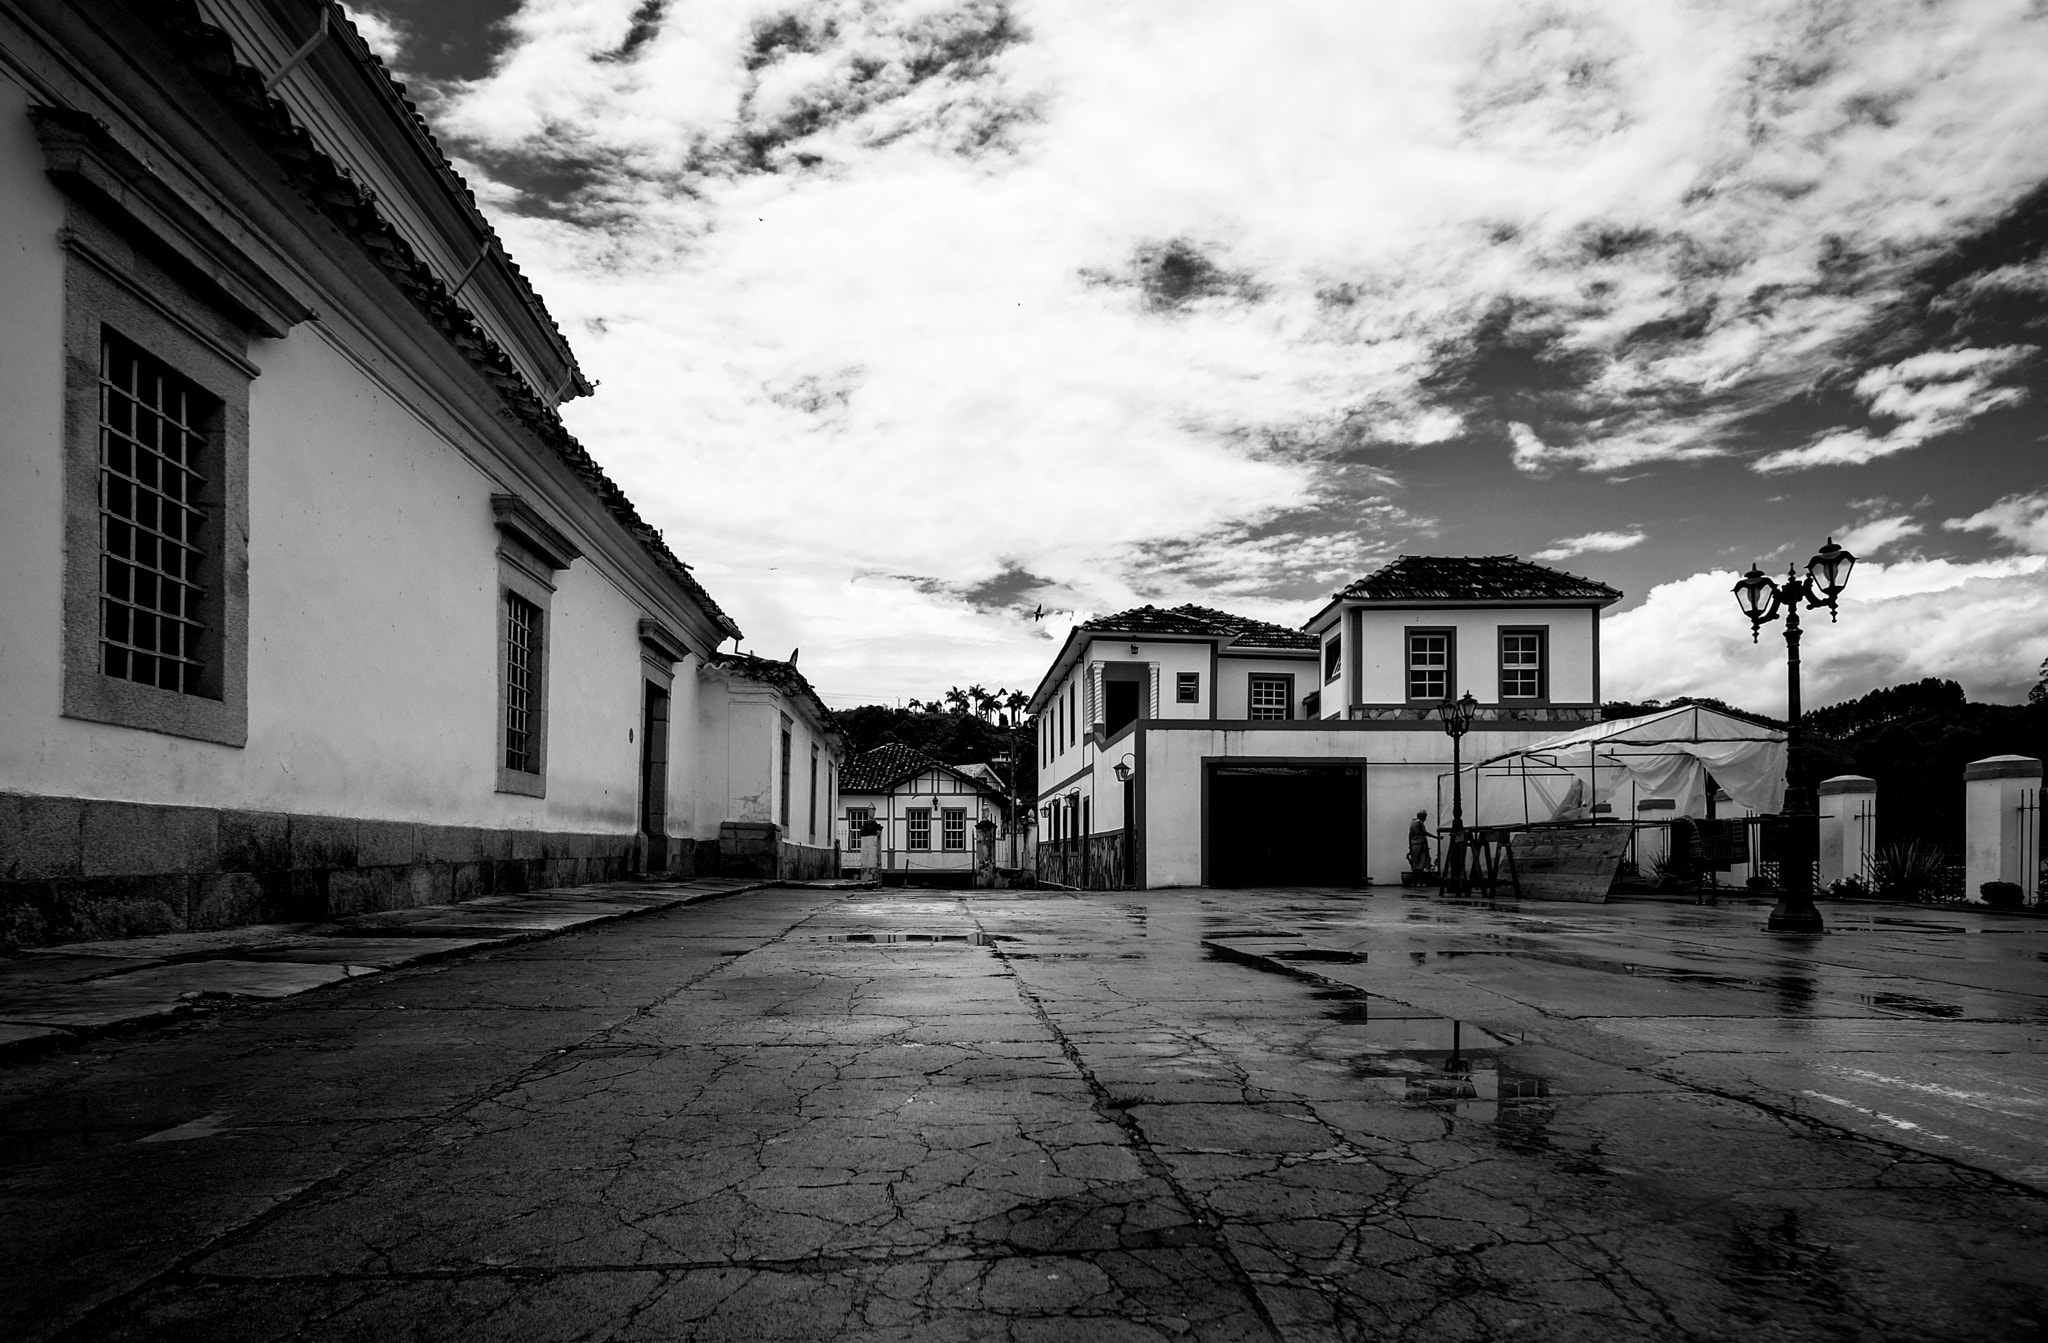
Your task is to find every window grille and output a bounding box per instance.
[1249,676,1291,720]
[98,334,216,694]
[1500,631,1544,699]
[907,808,932,850]
[1407,633,1449,701]
[504,591,542,772]
[943,808,967,850]
[1176,672,1199,703]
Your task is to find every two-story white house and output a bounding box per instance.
[1027,560,1622,888]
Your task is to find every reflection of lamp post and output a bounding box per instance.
[1437,690,1479,893]
[1733,537,1856,933]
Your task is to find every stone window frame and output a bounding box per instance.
[495,551,554,797]
[59,218,254,747]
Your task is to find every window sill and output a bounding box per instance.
[496,768,547,798]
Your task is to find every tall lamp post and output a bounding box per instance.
[1437,690,1479,893]
[1733,538,1856,933]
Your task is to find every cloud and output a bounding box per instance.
[1605,556,2048,708]
[1946,489,2048,553]
[1531,529,1647,563]
[1753,345,2034,472]
[1832,513,1922,557]
[341,5,407,65]
[410,0,2048,700]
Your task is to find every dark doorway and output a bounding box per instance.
[640,681,670,871]
[1104,681,1140,735]
[1206,763,1363,887]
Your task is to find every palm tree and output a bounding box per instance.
[943,686,970,715]
[968,685,995,720]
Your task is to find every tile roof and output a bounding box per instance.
[1078,604,1318,649]
[1171,605,1320,650]
[707,652,832,721]
[1337,556,1622,604]
[840,743,943,794]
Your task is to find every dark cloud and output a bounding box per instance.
[1082,238,1266,313]
[886,563,1059,617]
[596,0,667,65]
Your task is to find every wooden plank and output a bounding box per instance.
[1508,825,1633,902]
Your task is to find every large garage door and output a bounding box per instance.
[1206,763,1364,888]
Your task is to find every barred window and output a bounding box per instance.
[98,334,218,696]
[907,807,932,850]
[503,591,543,773]
[1407,631,1450,702]
[942,807,967,850]
[1249,675,1292,720]
[1500,629,1545,700]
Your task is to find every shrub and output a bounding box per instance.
[1980,880,2024,909]
[1870,841,1948,903]
[1825,874,1873,901]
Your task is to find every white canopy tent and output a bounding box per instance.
[1447,705,1788,828]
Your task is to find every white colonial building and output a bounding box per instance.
[0,0,838,945]
[838,743,1015,881]
[1028,560,1623,888]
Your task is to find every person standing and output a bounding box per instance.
[1408,811,1437,873]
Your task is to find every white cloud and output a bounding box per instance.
[1946,489,2048,553]
[421,0,2048,700]
[1753,345,2034,472]
[1832,513,1922,557]
[341,5,406,65]
[1531,529,1647,563]
[1604,556,2048,708]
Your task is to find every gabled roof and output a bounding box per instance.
[1030,602,1317,711]
[1335,556,1621,604]
[841,743,1001,797]
[706,652,832,723]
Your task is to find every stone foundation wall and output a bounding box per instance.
[0,792,680,949]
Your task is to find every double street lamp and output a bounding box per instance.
[1436,690,1479,893]
[1732,538,1857,933]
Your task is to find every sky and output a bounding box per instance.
[346,0,2048,712]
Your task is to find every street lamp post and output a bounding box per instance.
[1436,690,1479,894]
[1733,538,1856,933]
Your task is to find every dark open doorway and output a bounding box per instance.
[640,681,670,871]
[1205,762,1364,887]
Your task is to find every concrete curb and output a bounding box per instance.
[0,877,776,1062]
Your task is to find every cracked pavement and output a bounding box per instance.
[1,887,2043,1340]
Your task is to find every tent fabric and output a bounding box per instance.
[1462,705,1788,825]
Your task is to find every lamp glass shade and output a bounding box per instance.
[1807,538,1854,599]
[1456,690,1478,725]
[1113,762,1131,783]
[1733,565,1779,623]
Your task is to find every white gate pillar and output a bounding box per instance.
[1817,775,1876,887]
[1965,755,2042,904]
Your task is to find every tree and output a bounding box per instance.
[2030,657,2047,704]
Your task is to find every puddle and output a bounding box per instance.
[139,1111,235,1144]
[811,933,995,946]
[1860,991,1965,1018]
[1271,949,1366,964]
